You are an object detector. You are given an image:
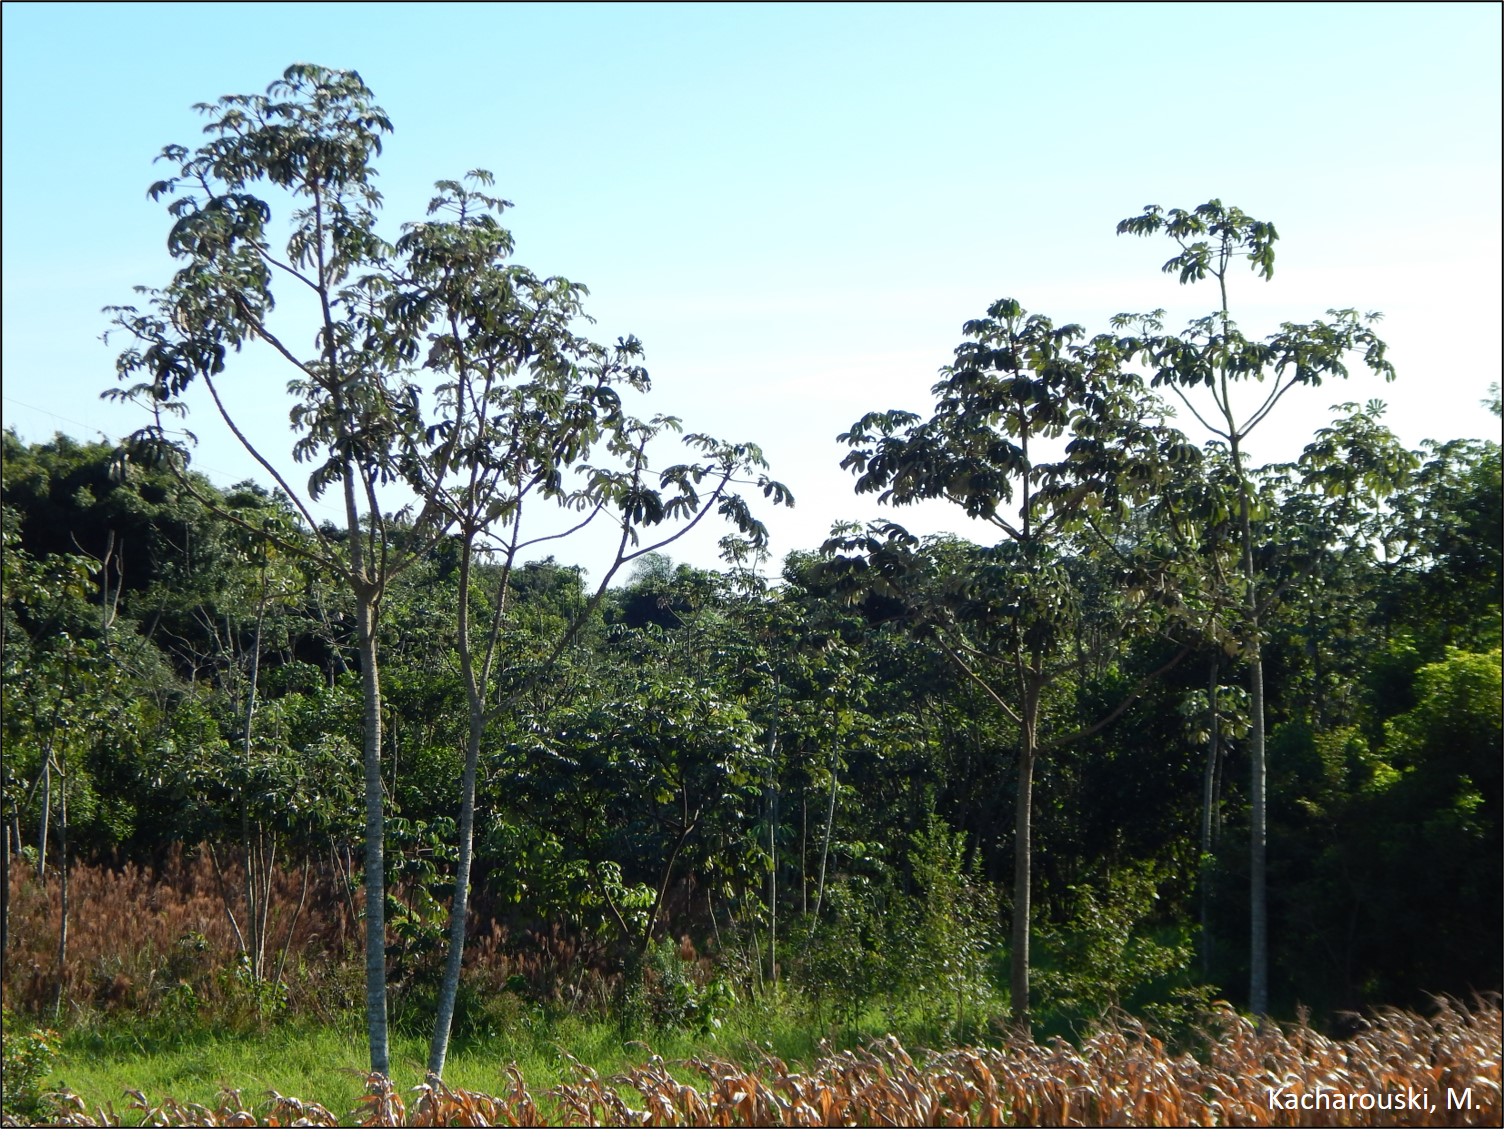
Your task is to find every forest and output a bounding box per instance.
[2,64,1500,1124]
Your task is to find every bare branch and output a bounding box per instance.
[933,629,1023,725]
[1043,644,1191,753]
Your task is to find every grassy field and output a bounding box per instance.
[13,997,1501,1126]
[45,1024,719,1118]
[32,999,851,1120]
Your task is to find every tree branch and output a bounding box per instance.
[933,629,1023,725]
[1043,644,1191,753]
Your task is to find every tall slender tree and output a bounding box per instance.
[829,298,1192,1022]
[393,174,790,1079]
[1116,200,1396,1016]
[109,65,480,1074]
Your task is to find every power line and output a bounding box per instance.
[3,397,245,483]
[4,397,125,441]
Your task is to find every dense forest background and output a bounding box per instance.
[4,401,1498,1037]
[2,64,1500,1112]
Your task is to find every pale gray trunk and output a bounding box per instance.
[426,525,489,1080]
[256,829,274,983]
[1231,443,1269,1020]
[1010,676,1041,1025]
[272,855,311,992]
[355,587,389,1075]
[38,752,50,881]
[642,794,698,959]
[241,805,257,979]
[766,787,777,985]
[1010,429,1037,1026]
[242,586,266,980]
[0,611,7,954]
[764,693,780,986]
[1248,646,1268,1017]
[207,841,250,958]
[800,793,807,916]
[1199,658,1219,975]
[426,712,483,1080]
[812,743,839,926]
[52,759,68,1022]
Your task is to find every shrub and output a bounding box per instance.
[900,809,997,1038]
[619,935,728,1035]
[792,876,902,1028]
[1035,858,1193,1027]
[1,1021,61,1122]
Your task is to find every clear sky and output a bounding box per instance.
[3,2,1499,579]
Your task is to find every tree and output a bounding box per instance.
[1379,430,1501,658]
[107,65,474,1074]
[1116,200,1397,1016]
[828,298,1192,1022]
[390,174,789,1078]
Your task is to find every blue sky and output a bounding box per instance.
[3,2,1499,577]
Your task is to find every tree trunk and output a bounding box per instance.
[355,586,389,1075]
[38,752,50,882]
[642,795,696,959]
[242,582,267,981]
[0,607,7,956]
[767,786,778,986]
[256,828,275,986]
[1199,657,1219,975]
[207,842,250,958]
[427,521,494,1080]
[1010,677,1041,1025]
[241,804,258,980]
[1,792,9,957]
[1232,447,1269,1020]
[765,691,780,987]
[52,758,68,1022]
[800,792,807,917]
[426,712,483,1080]
[272,854,311,992]
[812,740,839,927]
[1248,645,1268,1018]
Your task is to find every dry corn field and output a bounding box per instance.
[22,998,1500,1127]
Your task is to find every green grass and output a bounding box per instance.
[49,1022,378,1118]
[39,991,1001,1121]
[42,1014,737,1119]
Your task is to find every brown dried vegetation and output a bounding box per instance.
[27,999,1500,1127]
[3,849,357,1023]
[4,852,629,1024]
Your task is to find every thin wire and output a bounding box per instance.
[5,396,252,484]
